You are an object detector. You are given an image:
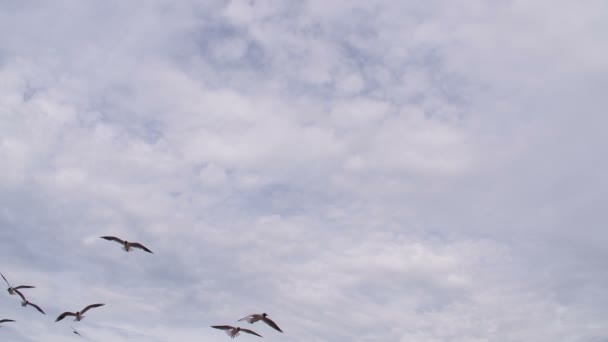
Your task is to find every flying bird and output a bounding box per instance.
[55,304,105,322]
[71,326,82,336]
[239,313,283,333]
[211,325,262,339]
[100,236,153,253]
[0,319,16,327]
[1,272,35,295]
[14,290,45,314]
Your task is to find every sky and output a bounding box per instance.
[1,0,607,341]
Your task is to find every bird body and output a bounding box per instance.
[71,326,82,336]
[1,273,35,295]
[56,304,105,322]
[14,289,45,314]
[100,236,153,254]
[239,313,283,333]
[212,325,262,339]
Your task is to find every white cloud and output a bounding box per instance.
[199,163,227,187]
[1,0,607,341]
[335,72,365,95]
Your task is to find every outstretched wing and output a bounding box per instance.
[1,272,10,286]
[27,302,45,314]
[55,312,76,322]
[240,328,263,337]
[238,314,256,323]
[0,319,16,323]
[81,303,105,314]
[14,289,27,302]
[130,242,153,254]
[100,236,124,244]
[14,285,35,290]
[262,316,283,332]
[211,325,234,330]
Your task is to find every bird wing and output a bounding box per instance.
[240,328,263,337]
[100,236,124,244]
[13,285,36,290]
[211,325,234,330]
[56,312,76,322]
[0,319,16,323]
[238,314,256,323]
[14,289,27,302]
[81,303,105,314]
[129,242,153,253]
[1,272,10,286]
[262,316,283,332]
[27,302,45,314]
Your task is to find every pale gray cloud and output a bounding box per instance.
[1,1,607,341]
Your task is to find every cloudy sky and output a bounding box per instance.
[1,1,607,341]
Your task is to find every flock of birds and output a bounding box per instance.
[2,236,284,339]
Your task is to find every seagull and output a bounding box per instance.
[71,326,82,336]
[1,272,35,295]
[239,313,283,333]
[55,304,105,322]
[14,289,45,314]
[100,236,153,253]
[0,319,16,327]
[211,325,262,339]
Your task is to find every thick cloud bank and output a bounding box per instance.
[1,1,607,341]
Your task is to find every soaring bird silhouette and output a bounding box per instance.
[239,313,283,333]
[55,304,105,322]
[1,272,35,295]
[71,326,82,336]
[212,325,262,339]
[14,290,45,314]
[100,236,153,253]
